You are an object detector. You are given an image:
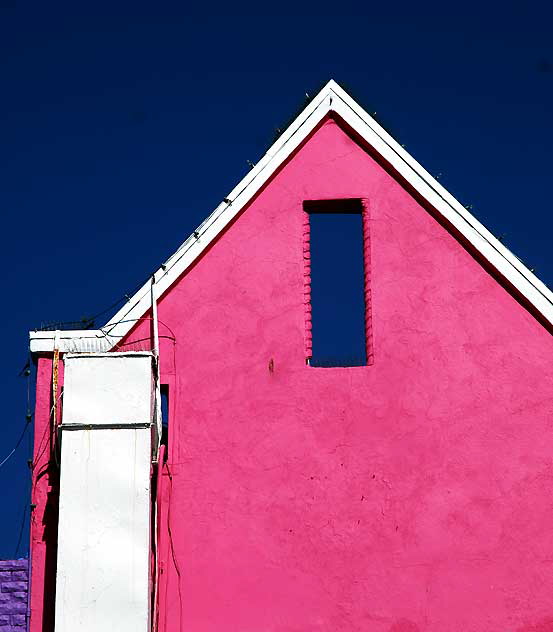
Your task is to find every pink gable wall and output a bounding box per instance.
[142,117,553,632]
[31,117,553,632]
[145,118,553,632]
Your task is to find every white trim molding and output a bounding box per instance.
[30,80,553,353]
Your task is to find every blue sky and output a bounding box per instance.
[0,2,551,557]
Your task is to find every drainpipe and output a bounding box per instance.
[151,275,162,461]
[150,275,163,632]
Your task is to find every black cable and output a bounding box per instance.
[34,275,151,332]
[0,423,30,470]
[85,274,152,323]
[14,501,28,557]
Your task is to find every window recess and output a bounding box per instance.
[160,384,169,457]
[304,199,370,367]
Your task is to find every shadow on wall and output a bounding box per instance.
[387,618,553,631]
[388,621,420,632]
[36,462,59,632]
[518,619,553,632]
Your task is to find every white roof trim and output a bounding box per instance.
[30,80,553,353]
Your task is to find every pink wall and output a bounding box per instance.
[29,356,58,632]
[129,116,553,631]
[32,115,553,631]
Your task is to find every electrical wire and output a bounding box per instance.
[166,462,183,632]
[32,391,63,471]
[34,93,329,344]
[32,91,324,339]
[82,274,159,326]
[14,498,28,557]
[34,262,170,334]
[1,358,35,556]
[100,316,177,341]
[0,422,30,470]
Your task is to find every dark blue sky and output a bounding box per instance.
[0,2,551,557]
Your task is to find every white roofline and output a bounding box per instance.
[30,80,553,353]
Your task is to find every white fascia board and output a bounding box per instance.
[64,351,153,358]
[29,80,553,354]
[328,93,553,322]
[329,81,553,300]
[29,329,119,354]
[98,86,332,338]
[28,86,333,354]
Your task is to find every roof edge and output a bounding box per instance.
[30,79,553,353]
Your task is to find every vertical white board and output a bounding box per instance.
[55,353,153,632]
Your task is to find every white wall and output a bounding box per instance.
[55,352,154,632]
[62,352,154,425]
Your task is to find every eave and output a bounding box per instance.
[30,80,553,353]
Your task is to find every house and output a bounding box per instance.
[28,80,553,632]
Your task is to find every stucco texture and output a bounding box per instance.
[143,118,553,632]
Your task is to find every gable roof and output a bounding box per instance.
[30,80,553,353]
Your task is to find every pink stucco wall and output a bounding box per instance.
[127,116,553,631]
[29,356,58,632]
[31,115,553,631]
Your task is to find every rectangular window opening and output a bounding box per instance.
[160,384,169,458]
[304,199,368,367]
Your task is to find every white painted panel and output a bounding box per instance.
[63,353,153,425]
[55,352,153,632]
[55,428,151,632]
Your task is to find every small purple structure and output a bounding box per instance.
[0,560,28,632]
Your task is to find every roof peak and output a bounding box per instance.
[30,81,553,353]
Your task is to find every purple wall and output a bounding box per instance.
[0,560,28,632]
